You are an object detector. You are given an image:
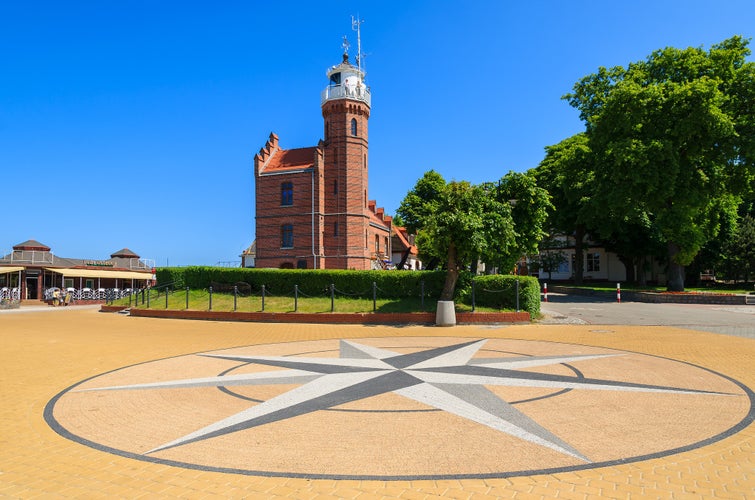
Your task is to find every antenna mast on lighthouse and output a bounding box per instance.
[351,15,364,75]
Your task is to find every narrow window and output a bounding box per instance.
[281,182,293,206]
[586,252,600,272]
[375,235,380,253]
[351,118,357,136]
[281,224,294,248]
[334,222,339,236]
[334,180,338,195]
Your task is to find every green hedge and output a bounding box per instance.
[465,274,540,315]
[155,267,539,315]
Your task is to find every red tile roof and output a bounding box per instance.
[261,147,318,174]
[392,226,418,255]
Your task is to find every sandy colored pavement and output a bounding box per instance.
[1,306,753,499]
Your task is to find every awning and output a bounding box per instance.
[0,266,25,274]
[46,268,153,280]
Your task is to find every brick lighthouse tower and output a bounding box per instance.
[320,26,373,269]
[253,19,391,270]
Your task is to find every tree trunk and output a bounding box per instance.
[440,242,459,301]
[618,254,635,284]
[637,256,647,286]
[667,242,686,291]
[573,225,585,285]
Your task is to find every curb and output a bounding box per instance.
[101,306,531,325]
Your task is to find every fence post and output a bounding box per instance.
[129,292,132,307]
[294,284,299,312]
[165,286,169,309]
[543,282,548,302]
[372,282,377,312]
[420,280,425,311]
[146,287,150,308]
[330,283,335,312]
[261,285,266,312]
[617,283,621,303]
[234,285,238,311]
[209,286,213,311]
[516,278,520,313]
[185,287,189,310]
[471,280,476,312]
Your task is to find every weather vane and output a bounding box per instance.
[342,35,350,55]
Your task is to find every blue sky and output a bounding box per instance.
[2,1,754,266]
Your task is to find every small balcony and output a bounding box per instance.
[321,84,371,107]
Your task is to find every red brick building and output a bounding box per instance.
[254,51,392,270]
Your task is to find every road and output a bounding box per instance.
[540,292,755,339]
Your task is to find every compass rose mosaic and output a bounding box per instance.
[46,337,753,479]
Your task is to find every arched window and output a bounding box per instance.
[351,118,357,137]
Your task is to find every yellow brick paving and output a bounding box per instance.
[0,308,753,499]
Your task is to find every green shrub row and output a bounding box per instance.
[155,267,540,315]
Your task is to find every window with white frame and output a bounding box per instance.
[586,252,600,272]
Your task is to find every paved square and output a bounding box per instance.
[1,307,753,498]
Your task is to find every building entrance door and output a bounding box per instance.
[25,277,38,299]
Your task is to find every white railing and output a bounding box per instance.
[321,84,371,106]
[7,250,54,264]
[44,287,136,302]
[0,287,20,300]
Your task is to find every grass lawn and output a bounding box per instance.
[112,290,503,313]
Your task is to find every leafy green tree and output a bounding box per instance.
[534,133,595,284]
[397,171,516,301]
[564,36,755,291]
[484,172,553,274]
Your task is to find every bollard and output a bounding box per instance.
[233,285,238,311]
[294,284,299,312]
[330,283,335,312]
[471,280,476,312]
[261,285,266,312]
[372,282,377,312]
[617,283,621,303]
[543,282,548,302]
[209,286,213,311]
[185,287,189,310]
[516,278,520,313]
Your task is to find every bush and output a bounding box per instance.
[460,274,540,315]
[155,267,539,315]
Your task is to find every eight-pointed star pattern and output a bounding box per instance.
[77,338,731,462]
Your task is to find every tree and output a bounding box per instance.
[534,133,595,284]
[397,171,516,301]
[484,172,553,274]
[564,36,755,291]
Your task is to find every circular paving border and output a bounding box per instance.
[45,336,755,480]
